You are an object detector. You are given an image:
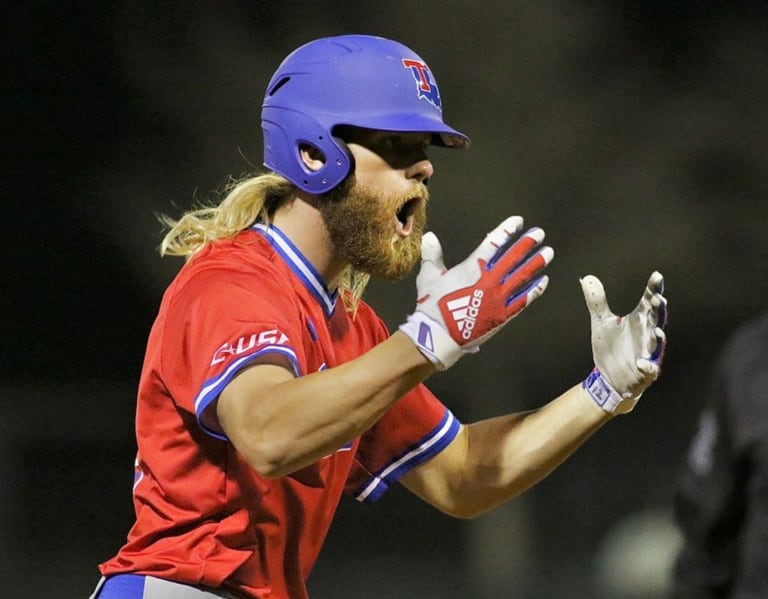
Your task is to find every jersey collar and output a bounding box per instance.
[253,223,338,317]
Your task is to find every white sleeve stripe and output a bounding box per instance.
[355,411,458,502]
[193,345,299,413]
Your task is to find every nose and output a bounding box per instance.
[406,158,434,184]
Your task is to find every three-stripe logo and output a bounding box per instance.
[445,289,484,340]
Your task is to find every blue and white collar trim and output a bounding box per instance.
[253,223,337,317]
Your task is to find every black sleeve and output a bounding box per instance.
[671,315,768,598]
[670,359,746,598]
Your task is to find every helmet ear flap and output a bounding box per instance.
[331,135,355,182]
[297,136,356,191]
[262,107,353,194]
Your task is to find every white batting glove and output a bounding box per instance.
[580,271,668,414]
[400,216,553,369]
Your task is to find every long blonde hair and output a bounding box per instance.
[159,172,370,314]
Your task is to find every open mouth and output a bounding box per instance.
[395,197,421,236]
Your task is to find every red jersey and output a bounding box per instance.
[100,224,459,598]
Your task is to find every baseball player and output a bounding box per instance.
[89,34,668,599]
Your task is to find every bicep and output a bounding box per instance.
[216,363,296,442]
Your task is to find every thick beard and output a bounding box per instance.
[320,175,428,280]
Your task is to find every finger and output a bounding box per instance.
[651,293,668,329]
[647,271,664,295]
[416,232,447,297]
[650,327,666,362]
[488,226,545,271]
[470,216,525,266]
[580,275,614,321]
[631,272,666,330]
[500,245,554,291]
[635,271,659,308]
[636,358,660,379]
[635,270,663,310]
[505,275,550,317]
[420,231,447,272]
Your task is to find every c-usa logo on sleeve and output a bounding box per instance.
[210,329,290,366]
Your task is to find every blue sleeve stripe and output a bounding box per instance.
[354,410,460,504]
[193,346,301,440]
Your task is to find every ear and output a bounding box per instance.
[299,144,326,172]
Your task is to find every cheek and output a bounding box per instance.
[350,151,405,192]
[354,174,398,200]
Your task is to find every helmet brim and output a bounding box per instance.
[330,113,471,149]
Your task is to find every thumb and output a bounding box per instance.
[580,274,614,322]
[416,232,447,292]
[420,232,447,272]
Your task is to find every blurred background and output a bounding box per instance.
[4,1,768,597]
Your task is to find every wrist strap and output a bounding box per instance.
[399,312,466,370]
[583,367,638,414]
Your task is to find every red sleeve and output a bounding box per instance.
[159,256,305,439]
[346,384,459,503]
[344,308,460,503]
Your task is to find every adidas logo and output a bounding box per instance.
[446,289,484,340]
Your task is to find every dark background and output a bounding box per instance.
[4,2,768,598]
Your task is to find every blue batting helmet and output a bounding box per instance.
[261,34,470,194]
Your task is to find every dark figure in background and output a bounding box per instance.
[672,312,768,598]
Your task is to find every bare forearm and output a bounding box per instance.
[219,331,435,477]
[460,385,611,515]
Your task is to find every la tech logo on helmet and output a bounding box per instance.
[402,59,442,111]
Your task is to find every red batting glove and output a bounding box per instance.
[400,216,553,369]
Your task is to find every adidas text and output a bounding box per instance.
[446,289,484,340]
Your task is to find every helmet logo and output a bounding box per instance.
[402,59,442,111]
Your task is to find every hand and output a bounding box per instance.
[580,271,668,414]
[399,216,553,369]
